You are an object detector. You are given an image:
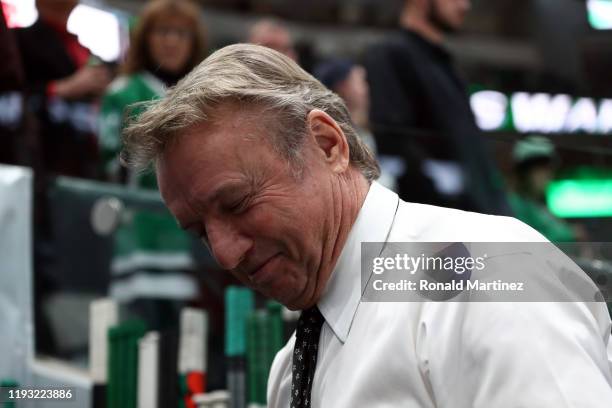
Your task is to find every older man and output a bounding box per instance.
[123,44,612,407]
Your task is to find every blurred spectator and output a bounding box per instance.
[315,59,374,150]
[366,0,511,215]
[0,4,24,165]
[99,0,207,183]
[247,18,298,62]
[13,0,112,179]
[315,58,398,190]
[99,0,208,330]
[509,136,585,242]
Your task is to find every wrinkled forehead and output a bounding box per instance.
[155,97,309,197]
[155,117,239,205]
[155,106,295,212]
[185,101,283,151]
[156,101,273,171]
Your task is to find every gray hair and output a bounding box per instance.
[121,43,380,181]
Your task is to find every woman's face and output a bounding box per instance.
[148,15,194,74]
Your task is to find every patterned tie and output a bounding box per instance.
[290,306,325,408]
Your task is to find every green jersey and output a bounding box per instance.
[99,71,165,186]
[509,192,577,242]
[99,71,196,302]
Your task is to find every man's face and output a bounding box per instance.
[431,0,471,31]
[157,107,336,310]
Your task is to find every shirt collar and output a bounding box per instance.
[317,181,399,343]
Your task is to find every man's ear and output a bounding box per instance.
[306,109,349,173]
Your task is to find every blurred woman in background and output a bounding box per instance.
[99,0,206,183]
[98,0,207,330]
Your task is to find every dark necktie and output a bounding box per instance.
[290,306,325,408]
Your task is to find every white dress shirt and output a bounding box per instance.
[267,182,612,407]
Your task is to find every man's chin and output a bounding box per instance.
[235,268,316,310]
[260,287,296,307]
[254,285,312,311]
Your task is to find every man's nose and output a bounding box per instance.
[206,220,253,270]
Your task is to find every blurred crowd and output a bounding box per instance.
[1,0,594,361]
[0,0,584,240]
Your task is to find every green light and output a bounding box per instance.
[547,179,612,218]
[587,0,612,30]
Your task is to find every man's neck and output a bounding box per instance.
[329,173,370,270]
[309,172,369,309]
[399,11,444,45]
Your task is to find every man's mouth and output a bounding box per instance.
[247,254,281,285]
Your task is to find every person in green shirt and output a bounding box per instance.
[98,0,208,328]
[99,0,207,184]
[509,135,586,242]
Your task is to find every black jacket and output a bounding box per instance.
[366,29,510,215]
[14,18,99,179]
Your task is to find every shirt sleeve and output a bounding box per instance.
[420,254,612,407]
